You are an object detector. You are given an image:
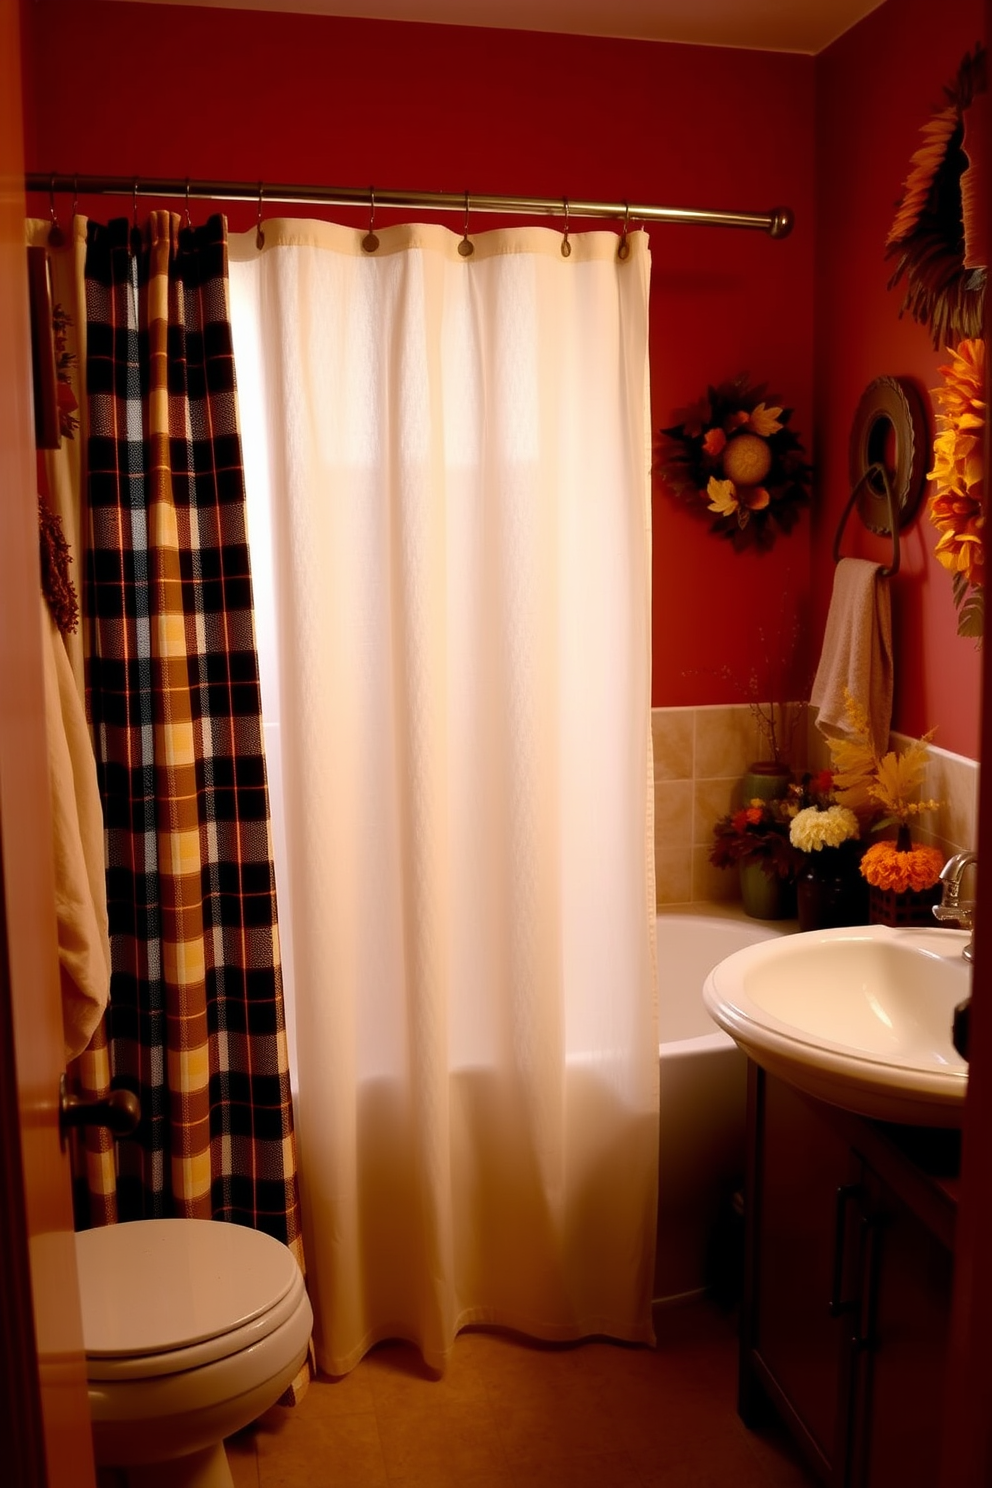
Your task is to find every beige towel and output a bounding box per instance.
[41,595,112,1061]
[810,557,893,756]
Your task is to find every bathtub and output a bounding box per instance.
[653,909,789,1303]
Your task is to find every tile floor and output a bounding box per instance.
[226,1299,817,1487]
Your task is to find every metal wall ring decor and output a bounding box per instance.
[848,376,930,537]
[885,44,986,349]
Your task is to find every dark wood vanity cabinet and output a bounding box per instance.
[740,1064,957,1488]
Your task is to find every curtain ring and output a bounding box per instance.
[617,202,630,261]
[183,178,192,230]
[362,186,379,253]
[48,174,65,247]
[256,182,265,251]
[458,189,474,258]
[561,196,571,258]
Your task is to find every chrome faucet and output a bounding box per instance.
[933,851,978,961]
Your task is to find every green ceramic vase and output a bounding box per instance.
[739,859,795,920]
[741,761,792,805]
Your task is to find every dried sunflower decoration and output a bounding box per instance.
[927,337,985,641]
[885,44,987,349]
[656,373,812,552]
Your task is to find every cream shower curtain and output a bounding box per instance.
[228,218,657,1375]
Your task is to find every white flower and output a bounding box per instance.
[789,805,860,852]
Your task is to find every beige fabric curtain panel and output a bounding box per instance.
[228,218,658,1376]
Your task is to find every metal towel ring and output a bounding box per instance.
[832,463,900,577]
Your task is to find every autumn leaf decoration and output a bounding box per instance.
[828,691,941,832]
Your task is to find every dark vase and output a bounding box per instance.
[739,859,797,921]
[797,844,870,932]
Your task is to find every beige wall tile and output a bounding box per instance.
[651,708,694,782]
[692,847,738,904]
[694,778,742,847]
[654,780,693,846]
[654,847,693,907]
[692,706,758,780]
[926,749,979,857]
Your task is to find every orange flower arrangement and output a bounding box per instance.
[709,796,802,881]
[927,337,985,640]
[859,839,945,895]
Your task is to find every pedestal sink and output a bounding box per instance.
[702,923,971,1126]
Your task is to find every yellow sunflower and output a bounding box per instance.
[927,337,986,603]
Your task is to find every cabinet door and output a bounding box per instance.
[743,1069,855,1482]
[846,1166,952,1488]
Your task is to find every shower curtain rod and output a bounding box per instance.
[27,173,794,238]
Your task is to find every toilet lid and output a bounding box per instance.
[76,1219,302,1373]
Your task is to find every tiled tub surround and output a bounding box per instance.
[651,704,979,909]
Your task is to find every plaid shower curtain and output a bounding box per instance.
[72,210,303,1267]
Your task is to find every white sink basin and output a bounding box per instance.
[702,924,971,1126]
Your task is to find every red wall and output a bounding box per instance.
[815,0,984,757]
[20,0,816,715]
[19,0,986,758]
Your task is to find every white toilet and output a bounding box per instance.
[75,1217,313,1488]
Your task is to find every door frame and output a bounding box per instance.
[0,0,97,1482]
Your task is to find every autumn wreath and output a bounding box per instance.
[656,374,812,551]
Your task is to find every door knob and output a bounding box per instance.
[58,1073,141,1145]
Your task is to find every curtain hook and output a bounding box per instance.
[561,196,571,258]
[129,178,140,257]
[256,182,265,250]
[48,174,65,247]
[617,202,631,261]
[362,186,379,253]
[72,174,79,221]
[458,189,474,258]
[183,177,192,230]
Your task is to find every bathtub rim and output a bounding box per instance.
[655,904,794,1058]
